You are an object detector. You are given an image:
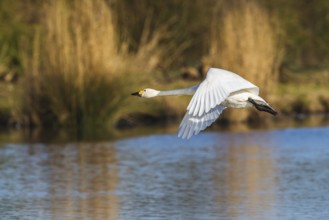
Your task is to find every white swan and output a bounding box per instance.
[131,68,277,139]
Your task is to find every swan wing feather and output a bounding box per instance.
[187,68,259,117]
[178,105,226,139]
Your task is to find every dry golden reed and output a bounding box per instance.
[21,0,170,128]
[206,0,283,121]
[208,1,283,90]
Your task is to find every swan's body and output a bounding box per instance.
[132,68,277,139]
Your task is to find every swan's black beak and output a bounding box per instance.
[131,91,141,97]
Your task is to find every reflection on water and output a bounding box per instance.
[47,144,119,219]
[0,143,119,219]
[223,142,276,219]
[0,126,329,219]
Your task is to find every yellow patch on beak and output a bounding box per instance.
[138,90,144,95]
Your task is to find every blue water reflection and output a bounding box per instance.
[0,126,329,219]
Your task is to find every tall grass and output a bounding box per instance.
[206,0,283,121]
[21,0,170,129]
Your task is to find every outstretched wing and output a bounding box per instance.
[178,105,226,139]
[187,68,259,117]
[178,68,259,139]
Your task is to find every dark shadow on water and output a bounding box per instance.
[1,114,328,144]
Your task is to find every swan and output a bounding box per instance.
[131,68,277,139]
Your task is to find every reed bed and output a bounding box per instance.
[21,0,170,128]
[206,0,283,121]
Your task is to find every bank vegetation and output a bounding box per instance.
[0,0,328,131]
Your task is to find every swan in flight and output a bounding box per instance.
[131,68,277,139]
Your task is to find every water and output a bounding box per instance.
[1,126,329,219]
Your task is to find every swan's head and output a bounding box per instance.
[131,88,159,98]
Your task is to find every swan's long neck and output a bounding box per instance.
[157,85,198,97]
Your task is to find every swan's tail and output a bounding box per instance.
[248,98,278,116]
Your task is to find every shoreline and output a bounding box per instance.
[1,112,328,144]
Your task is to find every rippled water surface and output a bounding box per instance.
[1,126,329,219]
